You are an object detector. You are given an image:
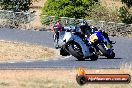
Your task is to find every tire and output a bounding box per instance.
[53,34,58,43]
[107,51,115,59]
[53,34,57,42]
[90,54,98,61]
[98,44,108,56]
[53,34,59,49]
[60,48,69,56]
[76,75,87,85]
[68,42,84,61]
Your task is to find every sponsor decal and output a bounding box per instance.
[76,68,131,85]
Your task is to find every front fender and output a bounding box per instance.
[73,35,90,58]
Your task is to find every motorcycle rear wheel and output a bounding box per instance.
[90,54,98,61]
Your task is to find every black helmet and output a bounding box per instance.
[80,20,90,30]
[80,20,88,26]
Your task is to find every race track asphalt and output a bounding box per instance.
[0,28,131,69]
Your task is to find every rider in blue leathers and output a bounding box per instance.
[79,20,112,44]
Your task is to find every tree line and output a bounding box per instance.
[0,0,132,24]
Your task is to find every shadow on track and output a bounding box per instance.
[72,57,122,62]
[99,57,122,60]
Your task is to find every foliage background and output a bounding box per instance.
[0,0,32,11]
[42,0,132,24]
[42,0,98,19]
[0,0,132,24]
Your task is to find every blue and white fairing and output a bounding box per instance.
[62,33,90,57]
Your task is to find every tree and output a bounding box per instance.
[0,0,32,12]
[118,6,132,24]
[118,0,132,24]
[121,0,132,8]
[42,0,98,19]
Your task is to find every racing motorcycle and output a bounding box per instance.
[53,25,98,61]
[87,30,115,59]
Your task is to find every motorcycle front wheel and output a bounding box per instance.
[98,44,115,59]
[60,48,70,56]
[107,51,115,59]
[97,44,108,56]
[68,42,84,61]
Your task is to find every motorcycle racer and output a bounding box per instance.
[79,20,112,44]
[79,20,92,37]
[52,20,63,48]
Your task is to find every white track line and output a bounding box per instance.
[43,59,49,61]
[53,58,59,60]
[25,60,32,63]
[61,56,72,60]
[8,62,16,63]
[48,56,72,61]
[6,56,72,63]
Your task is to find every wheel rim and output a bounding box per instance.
[72,44,81,52]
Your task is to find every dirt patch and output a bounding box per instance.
[0,40,59,61]
[0,69,131,88]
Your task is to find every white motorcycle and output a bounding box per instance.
[53,25,98,61]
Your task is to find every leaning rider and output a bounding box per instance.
[79,20,112,44]
[79,20,93,38]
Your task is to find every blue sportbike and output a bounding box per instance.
[87,31,115,59]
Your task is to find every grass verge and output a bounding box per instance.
[0,40,59,61]
[0,69,131,88]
